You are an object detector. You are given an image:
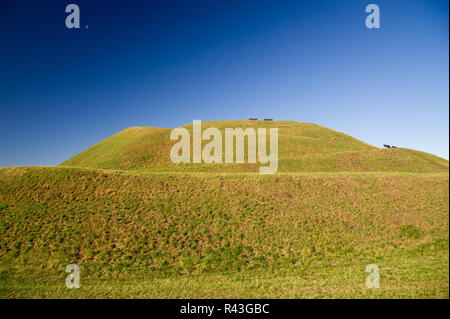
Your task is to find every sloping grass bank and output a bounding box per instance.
[61,121,449,173]
[0,167,448,298]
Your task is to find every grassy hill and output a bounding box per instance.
[0,167,448,298]
[61,121,449,173]
[0,121,448,298]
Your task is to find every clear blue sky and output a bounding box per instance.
[0,0,448,166]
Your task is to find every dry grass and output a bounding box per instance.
[61,121,449,172]
[0,167,448,298]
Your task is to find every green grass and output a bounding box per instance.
[61,121,449,173]
[1,121,448,298]
[1,252,448,298]
[0,166,448,298]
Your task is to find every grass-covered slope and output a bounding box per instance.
[61,126,173,170]
[61,121,449,172]
[1,121,448,298]
[0,167,448,298]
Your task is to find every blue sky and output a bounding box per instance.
[0,0,448,166]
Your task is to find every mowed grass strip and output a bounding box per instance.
[1,252,448,298]
[0,167,448,298]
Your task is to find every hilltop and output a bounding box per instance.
[61,121,449,173]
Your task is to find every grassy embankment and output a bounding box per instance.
[62,121,449,173]
[0,121,448,298]
[0,167,448,298]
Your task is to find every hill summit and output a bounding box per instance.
[61,120,448,173]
